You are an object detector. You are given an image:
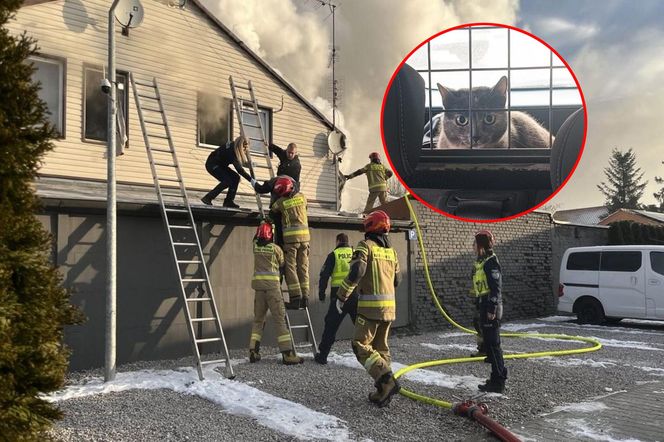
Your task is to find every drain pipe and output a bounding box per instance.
[453,401,521,442]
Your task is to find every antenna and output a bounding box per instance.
[316,1,338,131]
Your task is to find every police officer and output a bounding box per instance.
[249,222,303,365]
[270,177,310,310]
[314,233,357,365]
[344,152,393,213]
[472,229,507,393]
[201,136,253,208]
[337,210,401,407]
[269,142,301,183]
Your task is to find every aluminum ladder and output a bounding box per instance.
[228,76,275,218]
[130,74,234,380]
[283,289,319,356]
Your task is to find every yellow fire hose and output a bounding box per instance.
[395,195,602,409]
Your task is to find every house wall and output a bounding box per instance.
[599,211,662,227]
[11,0,336,205]
[409,202,555,330]
[39,206,410,370]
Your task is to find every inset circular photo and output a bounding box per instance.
[381,23,586,222]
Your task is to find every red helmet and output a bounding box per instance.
[256,222,273,241]
[369,152,380,161]
[474,229,494,249]
[273,176,294,197]
[364,210,391,233]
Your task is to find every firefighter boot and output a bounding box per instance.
[282,350,304,365]
[478,378,505,394]
[369,372,401,407]
[249,341,261,363]
[285,297,302,310]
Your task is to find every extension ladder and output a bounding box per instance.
[283,289,319,356]
[228,76,275,218]
[229,75,318,356]
[130,74,234,381]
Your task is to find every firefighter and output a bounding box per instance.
[344,152,394,213]
[249,222,303,365]
[337,210,401,407]
[251,175,298,245]
[269,142,301,183]
[270,177,310,310]
[314,233,357,365]
[201,136,253,208]
[472,229,507,393]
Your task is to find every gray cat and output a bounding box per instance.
[436,76,553,149]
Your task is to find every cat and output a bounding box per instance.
[435,76,553,149]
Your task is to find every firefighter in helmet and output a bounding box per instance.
[270,177,311,310]
[337,210,402,407]
[344,152,394,213]
[471,229,507,393]
[249,222,303,365]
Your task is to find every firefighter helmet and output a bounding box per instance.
[369,152,381,161]
[256,222,273,241]
[474,229,495,249]
[364,210,391,233]
[273,176,294,197]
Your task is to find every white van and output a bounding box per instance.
[558,245,664,324]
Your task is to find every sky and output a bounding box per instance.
[202,0,664,210]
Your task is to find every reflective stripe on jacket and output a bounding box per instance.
[252,241,284,290]
[272,192,310,243]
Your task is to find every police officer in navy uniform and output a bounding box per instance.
[472,229,507,393]
[314,233,357,365]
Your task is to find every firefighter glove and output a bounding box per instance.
[336,299,344,314]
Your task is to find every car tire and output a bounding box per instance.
[576,298,605,325]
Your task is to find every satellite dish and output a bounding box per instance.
[115,0,144,29]
[327,130,347,155]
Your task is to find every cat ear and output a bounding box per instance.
[491,76,508,97]
[437,83,450,108]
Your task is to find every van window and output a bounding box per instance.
[600,251,642,272]
[651,252,664,276]
[566,252,600,271]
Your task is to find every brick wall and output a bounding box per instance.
[410,201,555,330]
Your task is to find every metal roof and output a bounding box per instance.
[553,206,610,226]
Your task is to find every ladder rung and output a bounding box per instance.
[294,343,312,348]
[242,122,261,129]
[142,107,163,113]
[233,84,251,91]
[173,242,197,246]
[134,80,155,87]
[248,136,264,142]
[196,337,222,344]
[164,208,188,212]
[191,317,216,322]
[159,177,181,183]
[200,359,227,365]
[151,147,173,153]
[240,109,258,115]
[145,120,165,126]
[289,325,309,330]
[169,225,193,229]
[182,278,206,282]
[161,193,185,198]
[154,161,177,167]
[138,94,158,100]
[178,260,202,264]
[186,298,211,302]
[148,133,169,139]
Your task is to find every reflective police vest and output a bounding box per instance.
[251,241,283,290]
[365,163,388,192]
[273,192,310,243]
[471,255,497,297]
[331,246,353,287]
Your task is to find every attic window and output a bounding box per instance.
[29,55,65,136]
[83,66,128,143]
[197,92,231,148]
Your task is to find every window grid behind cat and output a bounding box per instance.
[413,26,582,152]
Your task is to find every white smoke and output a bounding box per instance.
[201,0,520,209]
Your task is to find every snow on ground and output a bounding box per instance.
[420,342,477,352]
[538,357,618,369]
[590,337,664,352]
[46,365,351,441]
[629,365,664,376]
[552,401,609,413]
[559,418,643,442]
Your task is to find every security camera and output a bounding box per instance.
[101,78,112,94]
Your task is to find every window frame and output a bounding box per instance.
[234,104,273,153]
[196,92,233,150]
[29,53,67,139]
[81,64,129,145]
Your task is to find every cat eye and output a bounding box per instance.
[483,114,496,125]
[455,115,468,126]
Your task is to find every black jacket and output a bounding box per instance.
[207,143,252,181]
[269,143,301,183]
[478,252,502,315]
[319,243,349,298]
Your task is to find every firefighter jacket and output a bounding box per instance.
[251,240,284,290]
[337,234,400,321]
[271,191,310,243]
[347,161,393,192]
[470,252,502,317]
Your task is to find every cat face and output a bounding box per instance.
[437,76,508,148]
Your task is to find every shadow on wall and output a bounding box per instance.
[311,131,337,208]
[410,202,554,331]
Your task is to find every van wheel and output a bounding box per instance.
[576,299,605,324]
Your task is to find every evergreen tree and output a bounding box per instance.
[608,223,625,245]
[597,148,648,212]
[654,161,664,210]
[0,1,82,439]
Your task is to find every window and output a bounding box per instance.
[600,251,642,272]
[651,252,664,276]
[30,55,65,135]
[238,105,271,153]
[83,66,128,142]
[197,92,231,147]
[567,252,600,271]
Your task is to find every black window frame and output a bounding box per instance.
[600,251,642,273]
[29,53,67,138]
[82,64,129,144]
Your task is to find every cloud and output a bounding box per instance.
[535,17,598,40]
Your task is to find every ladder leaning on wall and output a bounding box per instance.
[229,76,318,357]
[130,73,234,381]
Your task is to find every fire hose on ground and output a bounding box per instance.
[396,195,602,441]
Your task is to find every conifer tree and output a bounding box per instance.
[0,1,81,439]
[597,148,647,212]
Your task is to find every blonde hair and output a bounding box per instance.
[234,136,249,166]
